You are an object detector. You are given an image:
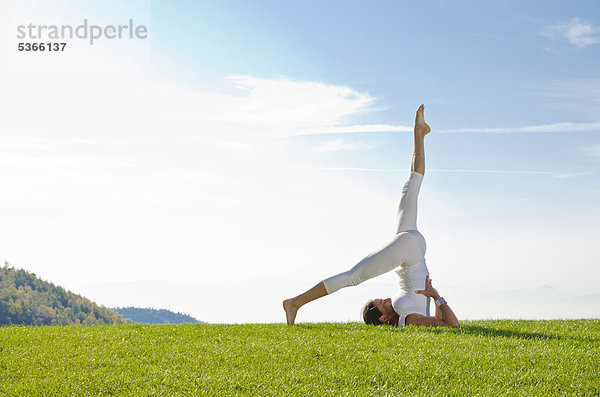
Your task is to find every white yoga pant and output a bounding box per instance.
[322,171,428,295]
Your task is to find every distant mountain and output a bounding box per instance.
[0,264,129,326]
[112,307,204,325]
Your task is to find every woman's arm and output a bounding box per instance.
[434,301,442,319]
[407,275,460,328]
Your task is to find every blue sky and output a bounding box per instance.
[155,1,600,121]
[154,0,600,190]
[1,0,599,323]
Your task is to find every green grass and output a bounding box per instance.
[1,320,598,396]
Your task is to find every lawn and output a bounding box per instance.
[1,320,598,396]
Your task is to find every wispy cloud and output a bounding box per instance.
[553,171,595,179]
[301,121,600,135]
[430,169,552,175]
[309,139,378,153]
[307,167,554,175]
[311,167,598,179]
[306,167,401,172]
[581,143,600,159]
[302,124,412,135]
[533,79,600,118]
[437,121,600,134]
[0,74,375,141]
[540,18,600,48]
[223,75,374,136]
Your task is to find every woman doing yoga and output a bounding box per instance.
[283,105,460,327]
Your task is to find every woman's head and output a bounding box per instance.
[362,298,397,325]
[362,299,383,325]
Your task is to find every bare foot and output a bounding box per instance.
[283,299,298,325]
[414,104,431,137]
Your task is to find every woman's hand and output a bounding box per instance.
[415,274,440,300]
[411,274,460,328]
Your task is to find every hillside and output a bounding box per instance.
[0,264,129,326]
[0,320,598,395]
[112,307,203,324]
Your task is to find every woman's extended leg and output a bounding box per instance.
[283,105,431,325]
[396,104,430,233]
[282,229,422,325]
[283,282,327,325]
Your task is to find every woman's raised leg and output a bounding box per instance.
[411,104,430,175]
[396,105,431,234]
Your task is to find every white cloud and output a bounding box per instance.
[540,18,600,48]
[309,139,378,153]
[308,167,401,172]
[225,75,374,131]
[217,141,257,152]
[303,124,412,134]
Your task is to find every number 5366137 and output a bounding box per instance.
[18,42,67,51]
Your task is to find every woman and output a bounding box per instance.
[283,105,460,327]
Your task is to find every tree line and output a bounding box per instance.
[112,307,203,325]
[0,263,129,326]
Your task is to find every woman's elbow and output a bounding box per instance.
[443,320,460,328]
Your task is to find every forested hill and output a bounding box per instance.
[113,307,203,325]
[0,265,129,326]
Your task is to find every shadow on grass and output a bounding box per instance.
[419,325,600,342]
[295,323,562,340]
[457,325,563,340]
[372,323,566,340]
[294,323,561,339]
[291,321,599,343]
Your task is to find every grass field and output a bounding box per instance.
[1,320,598,396]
